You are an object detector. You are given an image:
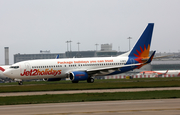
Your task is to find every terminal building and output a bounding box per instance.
[14,50,66,63]
[65,44,122,58]
[14,44,125,63]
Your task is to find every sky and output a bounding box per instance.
[0,0,180,64]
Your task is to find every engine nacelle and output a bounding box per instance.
[43,78,61,81]
[70,71,89,82]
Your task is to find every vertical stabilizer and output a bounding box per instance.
[119,23,154,58]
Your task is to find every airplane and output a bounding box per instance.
[55,54,59,59]
[3,23,155,85]
[137,70,180,77]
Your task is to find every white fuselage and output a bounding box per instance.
[3,56,128,80]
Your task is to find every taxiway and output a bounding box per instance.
[0,87,180,97]
[0,99,180,115]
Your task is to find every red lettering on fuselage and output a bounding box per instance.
[20,69,61,76]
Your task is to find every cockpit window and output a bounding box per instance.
[10,66,19,69]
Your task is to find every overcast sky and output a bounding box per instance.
[0,0,180,64]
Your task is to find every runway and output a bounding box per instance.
[0,87,180,97]
[0,99,180,115]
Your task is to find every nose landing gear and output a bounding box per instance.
[18,81,23,85]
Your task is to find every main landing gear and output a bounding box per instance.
[87,77,94,83]
[71,77,94,83]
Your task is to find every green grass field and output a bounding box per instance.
[0,77,180,93]
[0,78,180,105]
[0,90,180,105]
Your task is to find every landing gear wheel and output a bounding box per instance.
[87,78,94,83]
[18,81,23,85]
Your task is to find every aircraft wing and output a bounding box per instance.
[86,63,142,75]
[86,51,156,76]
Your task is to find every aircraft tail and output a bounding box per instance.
[119,23,154,60]
[56,54,59,59]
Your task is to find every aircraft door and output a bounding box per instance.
[24,62,31,71]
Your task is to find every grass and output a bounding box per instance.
[0,90,180,105]
[0,77,180,93]
[0,78,180,105]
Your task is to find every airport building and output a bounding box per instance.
[14,50,123,63]
[14,44,125,63]
[4,47,9,65]
[151,60,180,70]
[14,50,66,63]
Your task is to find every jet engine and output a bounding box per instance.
[70,71,89,82]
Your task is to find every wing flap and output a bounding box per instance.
[86,63,142,75]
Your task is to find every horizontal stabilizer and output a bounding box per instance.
[145,51,156,64]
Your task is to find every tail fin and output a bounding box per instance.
[119,23,154,58]
[0,67,5,72]
[55,54,59,59]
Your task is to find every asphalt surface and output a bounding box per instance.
[0,99,180,115]
[0,87,180,97]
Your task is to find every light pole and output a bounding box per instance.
[65,41,69,58]
[77,42,80,52]
[69,40,72,58]
[69,40,72,52]
[77,42,80,58]
[127,37,132,51]
[65,41,69,52]
[95,43,99,51]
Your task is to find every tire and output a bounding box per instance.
[87,78,94,83]
[18,81,23,85]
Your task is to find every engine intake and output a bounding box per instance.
[70,71,89,82]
